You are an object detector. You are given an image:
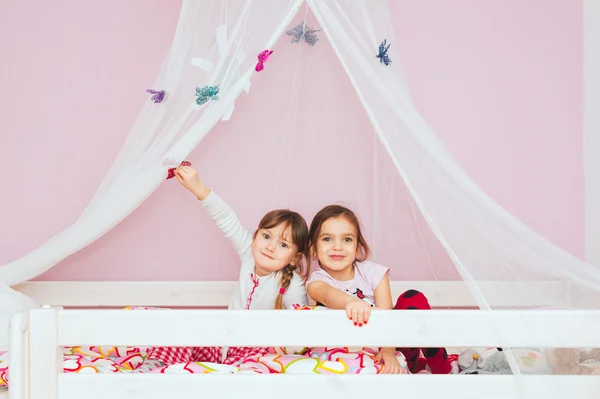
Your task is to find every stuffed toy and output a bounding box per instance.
[580,348,600,374]
[458,349,512,374]
[458,348,549,374]
[458,349,486,374]
[546,348,600,375]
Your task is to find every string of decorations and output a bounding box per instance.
[148,22,390,179]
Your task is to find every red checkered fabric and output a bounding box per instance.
[146,346,222,364]
[146,345,270,366]
[223,346,271,365]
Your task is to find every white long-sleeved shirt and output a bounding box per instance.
[200,191,308,309]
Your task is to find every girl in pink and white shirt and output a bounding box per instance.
[306,205,451,374]
[142,165,309,370]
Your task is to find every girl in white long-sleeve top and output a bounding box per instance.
[141,165,310,371]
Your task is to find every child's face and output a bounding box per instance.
[313,216,358,272]
[252,223,299,275]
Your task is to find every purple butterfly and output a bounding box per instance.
[146,89,166,103]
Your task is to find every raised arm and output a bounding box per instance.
[174,166,252,258]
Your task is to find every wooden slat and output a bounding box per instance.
[50,308,600,348]
[29,308,61,399]
[58,374,600,399]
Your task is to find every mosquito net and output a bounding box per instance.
[1,0,598,375]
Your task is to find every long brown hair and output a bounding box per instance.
[253,209,309,309]
[308,205,371,265]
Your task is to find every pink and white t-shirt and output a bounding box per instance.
[306,261,389,306]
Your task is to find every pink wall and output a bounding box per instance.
[0,1,583,281]
[390,1,584,260]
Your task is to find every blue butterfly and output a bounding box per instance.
[376,39,392,66]
[195,85,220,106]
[286,22,321,46]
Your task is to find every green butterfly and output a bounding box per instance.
[195,85,220,106]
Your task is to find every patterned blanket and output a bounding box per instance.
[0,344,408,386]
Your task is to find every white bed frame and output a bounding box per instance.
[7,280,600,399]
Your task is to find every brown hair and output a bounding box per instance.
[253,209,309,309]
[308,205,371,265]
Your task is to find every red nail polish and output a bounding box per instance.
[359,324,363,327]
[354,322,357,326]
[364,320,368,324]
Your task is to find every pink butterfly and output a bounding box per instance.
[255,49,274,72]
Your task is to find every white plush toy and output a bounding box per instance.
[458,348,550,375]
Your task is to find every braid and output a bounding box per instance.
[274,264,295,309]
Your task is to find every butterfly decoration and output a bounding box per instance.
[255,49,273,72]
[195,85,220,106]
[146,89,166,103]
[164,159,192,180]
[376,39,392,66]
[285,22,321,46]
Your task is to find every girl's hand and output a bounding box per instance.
[345,297,372,326]
[374,349,402,374]
[174,166,210,200]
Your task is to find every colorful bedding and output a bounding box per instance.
[0,344,408,387]
[153,347,408,374]
[0,350,6,387]
[1,345,148,387]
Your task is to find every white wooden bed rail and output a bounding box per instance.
[56,374,600,399]
[52,308,600,348]
[12,280,570,308]
[9,280,597,399]
[25,308,600,399]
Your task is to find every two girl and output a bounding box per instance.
[144,165,449,374]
